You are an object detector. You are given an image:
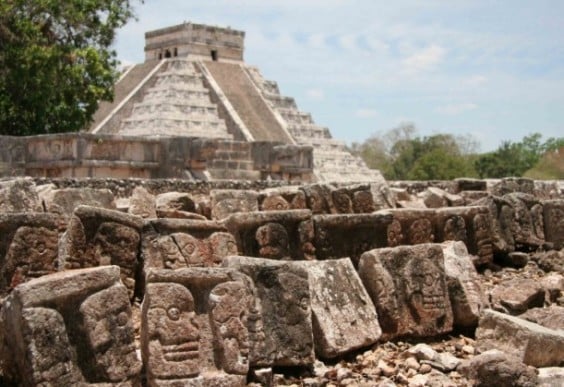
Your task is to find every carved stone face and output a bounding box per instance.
[145,282,200,379]
[255,223,290,259]
[156,235,185,269]
[80,286,138,382]
[403,258,446,320]
[530,204,545,240]
[387,220,404,247]
[368,261,399,331]
[444,215,467,242]
[332,190,353,214]
[209,232,238,264]
[93,222,139,270]
[261,195,290,211]
[209,281,251,374]
[408,219,434,244]
[353,190,375,213]
[172,233,208,266]
[473,214,493,258]
[3,226,58,289]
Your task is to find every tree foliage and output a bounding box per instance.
[352,123,478,180]
[474,133,564,178]
[0,0,140,135]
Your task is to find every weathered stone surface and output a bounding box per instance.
[210,189,259,220]
[301,184,336,214]
[224,210,312,260]
[519,306,564,331]
[313,212,393,265]
[59,205,143,298]
[0,178,42,213]
[441,241,487,328]
[129,185,157,218]
[155,191,203,219]
[458,349,538,387]
[142,218,237,273]
[358,244,453,340]
[294,258,381,358]
[260,193,291,211]
[491,177,535,196]
[490,278,544,315]
[532,250,564,274]
[455,178,487,192]
[0,213,60,296]
[1,266,141,385]
[476,309,564,367]
[504,193,545,249]
[420,187,448,208]
[142,268,252,386]
[543,200,564,250]
[541,273,564,303]
[223,256,315,367]
[538,367,564,387]
[40,186,116,217]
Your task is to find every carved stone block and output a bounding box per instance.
[223,256,315,367]
[129,186,157,218]
[359,244,453,340]
[504,193,544,249]
[0,178,42,213]
[301,184,335,214]
[210,189,259,220]
[259,186,307,211]
[0,213,60,296]
[440,241,487,329]
[295,258,381,358]
[223,210,313,260]
[313,212,393,265]
[59,205,143,298]
[1,266,141,385]
[142,219,237,274]
[142,268,253,386]
[39,186,116,218]
[543,200,564,250]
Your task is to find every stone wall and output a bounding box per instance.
[0,176,562,385]
[0,133,313,182]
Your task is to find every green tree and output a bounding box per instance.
[0,0,140,136]
[475,133,564,178]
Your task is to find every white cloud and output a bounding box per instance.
[464,75,487,86]
[436,103,478,115]
[402,44,446,74]
[306,88,325,100]
[355,108,379,118]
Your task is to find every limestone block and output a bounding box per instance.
[39,186,116,218]
[142,218,237,272]
[59,205,143,298]
[386,209,436,246]
[0,178,42,213]
[490,278,544,315]
[223,209,313,260]
[1,266,141,385]
[491,177,535,196]
[538,367,564,387]
[156,191,198,219]
[455,178,487,192]
[543,200,564,250]
[519,306,564,331]
[260,193,291,211]
[419,187,448,208]
[142,268,252,386]
[294,258,381,358]
[472,195,515,254]
[476,309,564,367]
[358,244,454,340]
[458,349,538,387]
[504,193,545,249]
[312,212,393,265]
[223,256,315,367]
[210,189,259,220]
[301,184,336,214]
[0,213,60,296]
[129,186,157,218]
[441,241,487,328]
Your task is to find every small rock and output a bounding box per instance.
[336,366,353,381]
[437,352,462,371]
[419,364,432,374]
[408,374,429,387]
[407,343,438,362]
[405,356,420,371]
[395,372,409,384]
[377,359,396,377]
[462,345,475,355]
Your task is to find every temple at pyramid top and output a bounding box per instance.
[86,22,384,182]
[144,22,245,62]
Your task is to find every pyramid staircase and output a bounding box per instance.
[244,66,383,182]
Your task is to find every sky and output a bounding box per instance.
[113,0,564,152]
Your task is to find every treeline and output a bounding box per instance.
[350,123,564,180]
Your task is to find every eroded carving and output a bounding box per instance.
[408,218,434,244]
[443,215,467,243]
[255,222,290,260]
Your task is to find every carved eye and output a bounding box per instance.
[168,307,180,320]
[117,311,129,326]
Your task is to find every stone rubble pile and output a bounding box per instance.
[0,176,562,386]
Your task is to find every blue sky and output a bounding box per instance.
[113,0,564,152]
